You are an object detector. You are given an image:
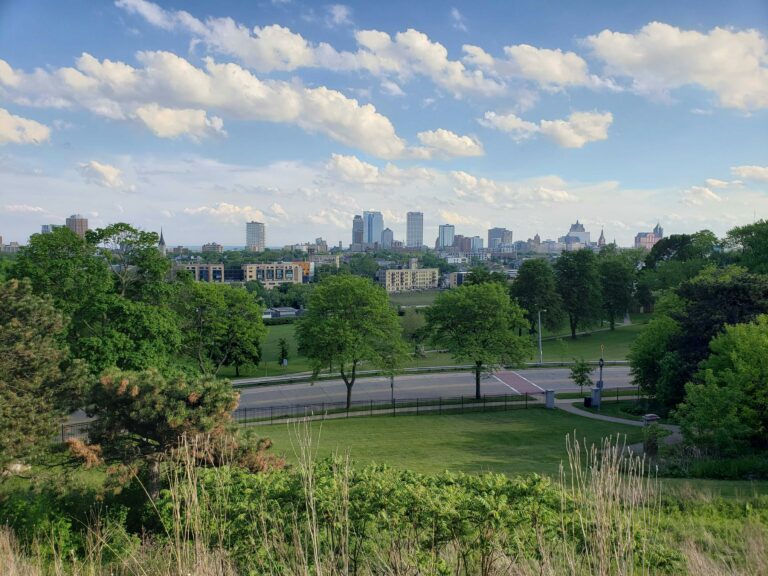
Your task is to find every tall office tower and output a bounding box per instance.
[438,224,455,249]
[66,214,88,238]
[381,227,394,248]
[246,221,266,252]
[363,211,384,246]
[488,227,513,250]
[470,236,484,251]
[41,224,64,234]
[352,215,364,244]
[406,211,424,248]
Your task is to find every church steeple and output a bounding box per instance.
[158,228,167,256]
[598,228,606,247]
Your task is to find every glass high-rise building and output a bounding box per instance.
[406,211,423,248]
[352,215,364,244]
[246,221,265,252]
[363,211,384,246]
[438,224,455,249]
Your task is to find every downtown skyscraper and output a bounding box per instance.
[363,211,384,246]
[246,221,265,252]
[406,211,423,248]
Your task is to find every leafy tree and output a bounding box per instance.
[463,265,508,286]
[86,368,239,496]
[420,251,457,274]
[178,283,266,376]
[510,259,564,332]
[295,275,405,409]
[644,231,719,270]
[348,254,379,279]
[598,253,635,329]
[726,220,768,274]
[676,315,768,453]
[0,279,87,471]
[628,315,681,399]
[278,337,289,365]
[86,223,170,300]
[400,308,427,355]
[554,250,602,338]
[569,358,594,396]
[12,227,112,317]
[425,282,531,399]
[0,254,15,282]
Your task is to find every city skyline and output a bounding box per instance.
[0,1,766,246]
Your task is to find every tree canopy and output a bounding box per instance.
[554,250,602,338]
[510,258,564,332]
[425,282,531,399]
[295,275,406,408]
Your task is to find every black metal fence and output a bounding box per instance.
[60,392,543,440]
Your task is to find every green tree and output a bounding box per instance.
[598,253,635,329]
[425,283,531,399]
[400,308,427,355]
[86,223,170,300]
[554,250,602,338]
[510,259,564,332]
[676,315,768,453]
[463,265,508,286]
[278,337,290,366]
[569,358,595,396]
[348,254,379,279]
[0,280,87,471]
[178,283,266,376]
[295,275,405,409]
[726,220,768,274]
[86,368,239,496]
[628,315,681,399]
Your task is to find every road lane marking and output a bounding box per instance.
[510,371,546,392]
[491,374,520,394]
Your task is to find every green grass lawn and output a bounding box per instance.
[579,399,670,424]
[539,323,645,362]
[388,289,441,307]
[556,388,641,400]
[258,408,645,477]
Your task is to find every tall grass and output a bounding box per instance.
[2,430,766,575]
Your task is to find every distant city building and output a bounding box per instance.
[598,228,606,248]
[488,227,513,250]
[363,211,384,246]
[172,245,189,255]
[158,228,167,256]
[470,236,484,252]
[246,221,265,252]
[452,234,472,253]
[559,220,591,250]
[242,263,304,289]
[66,214,88,238]
[380,266,439,293]
[438,224,455,249]
[315,237,328,253]
[381,227,394,248]
[182,263,225,282]
[202,242,224,253]
[406,211,424,248]
[352,215,364,245]
[41,224,64,234]
[634,223,664,251]
[653,222,664,238]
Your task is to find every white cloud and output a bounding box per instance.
[184,202,267,223]
[380,79,405,96]
[584,21,768,110]
[4,204,45,213]
[682,185,722,206]
[326,153,391,185]
[415,129,484,158]
[539,111,613,148]
[705,178,730,188]
[326,4,352,27]
[502,45,592,89]
[450,8,467,32]
[115,0,176,30]
[0,52,412,159]
[78,160,133,190]
[479,110,613,148]
[450,170,577,205]
[731,165,768,181]
[270,202,287,217]
[135,104,226,139]
[0,108,51,145]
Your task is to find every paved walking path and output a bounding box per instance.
[556,400,683,446]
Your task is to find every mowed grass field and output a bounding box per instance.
[220,319,647,378]
[388,289,442,307]
[258,408,645,477]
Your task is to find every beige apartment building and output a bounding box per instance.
[381,267,439,293]
[242,263,304,289]
[182,263,225,282]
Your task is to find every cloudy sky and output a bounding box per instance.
[1,0,767,247]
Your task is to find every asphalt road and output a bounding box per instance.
[235,366,633,410]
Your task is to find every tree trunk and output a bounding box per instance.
[346,383,352,410]
[148,456,161,501]
[609,315,615,330]
[475,361,482,400]
[235,364,240,376]
[570,316,578,339]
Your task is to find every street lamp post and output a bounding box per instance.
[538,309,547,365]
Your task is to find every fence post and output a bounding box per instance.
[322,402,325,420]
[616,388,619,403]
[504,394,507,411]
[483,396,486,412]
[370,399,373,416]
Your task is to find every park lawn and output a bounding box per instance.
[388,289,441,307]
[258,408,645,478]
[579,399,670,424]
[539,323,645,362]
[556,388,640,400]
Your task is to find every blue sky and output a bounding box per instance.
[0,0,767,247]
